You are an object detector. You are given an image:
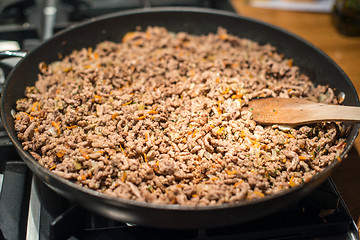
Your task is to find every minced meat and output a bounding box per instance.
[14,26,346,206]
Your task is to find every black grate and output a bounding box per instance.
[33,177,358,240]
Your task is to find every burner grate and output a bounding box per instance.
[26,177,358,240]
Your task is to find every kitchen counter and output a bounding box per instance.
[231,0,360,231]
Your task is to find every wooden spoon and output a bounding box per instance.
[248,98,360,125]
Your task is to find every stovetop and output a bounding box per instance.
[0,1,359,240]
[0,159,358,240]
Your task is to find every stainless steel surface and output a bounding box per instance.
[26,177,41,240]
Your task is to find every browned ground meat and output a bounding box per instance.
[14,26,346,206]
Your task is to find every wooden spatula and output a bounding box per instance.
[248,98,360,125]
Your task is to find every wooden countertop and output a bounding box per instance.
[230,0,360,232]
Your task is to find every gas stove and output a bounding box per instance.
[0,159,358,240]
[0,1,359,240]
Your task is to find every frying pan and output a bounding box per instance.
[1,7,359,229]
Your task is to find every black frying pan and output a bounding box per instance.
[1,7,359,229]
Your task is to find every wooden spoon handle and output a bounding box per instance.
[249,98,360,125]
[306,104,360,122]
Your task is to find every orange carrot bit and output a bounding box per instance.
[81,175,86,181]
[93,95,102,103]
[56,151,65,158]
[50,165,56,170]
[111,112,119,119]
[79,148,90,160]
[121,172,127,182]
[96,150,104,155]
[289,176,297,187]
[94,95,102,100]
[134,39,142,46]
[148,110,158,115]
[145,31,151,40]
[138,115,146,120]
[119,144,124,152]
[192,130,198,138]
[216,127,224,135]
[87,47,92,55]
[219,34,229,40]
[182,41,190,47]
[63,67,72,73]
[226,169,237,175]
[23,112,34,120]
[119,145,127,157]
[143,152,147,163]
[122,100,132,106]
[84,65,93,69]
[31,101,40,112]
[231,93,243,99]
[233,180,243,188]
[51,121,61,135]
[287,59,293,67]
[253,191,265,198]
[122,32,135,42]
[339,141,347,148]
[188,70,195,77]
[66,125,77,129]
[215,158,223,165]
[286,133,295,139]
[221,86,230,94]
[148,107,158,115]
